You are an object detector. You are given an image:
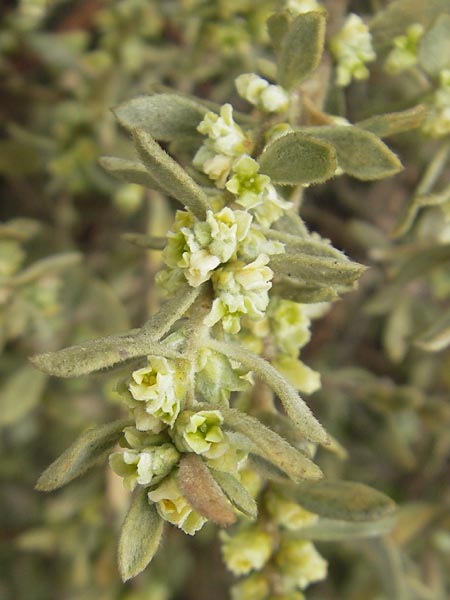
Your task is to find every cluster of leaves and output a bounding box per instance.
[1,1,450,599]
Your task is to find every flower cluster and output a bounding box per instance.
[330,13,376,87]
[384,23,424,75]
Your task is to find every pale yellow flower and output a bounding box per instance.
[220,527,274,575]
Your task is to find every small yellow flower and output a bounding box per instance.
[174,410,228,459]
[231,573,269,600]
[148,474,207,535]
[220,526,274,575]
[275,539,328,590]
[384,24,424,75]
[265,489,319,530]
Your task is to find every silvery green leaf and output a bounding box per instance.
[300,126,402,181]
[258,132,337,185]
[283,480,396,521]
[260,227,348,260]
[415,307,450,352]
[113,94,207,140]
[418,15,450,76]
[122,233,166,250]
[290,514,397,540]
[267,11,291,55]
[36,419,131,491]
[99,156,165,191]
[209,468,257,520]
[219,406,323,482]
[270,253,366,288]
[12,253,82,286]
[357,105,427,138]
[178,454,236,526]
[119,489,164,582]
[272,276,338,304]
[0,366,47,426]
[133,129,210,219]
[370,0,450,52]
[278,11,327,88]
[208,339,328,446]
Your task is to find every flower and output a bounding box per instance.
[220,527,274,575]
[423,70,450,138]
[196,348,252,404]
[272,355,321,394]
[163,208,252,287]
[109,443,179,491]
[384,23,424,75]
[275,539,328,590]
[148,474,207,535]
[264,489,319,530]
[174,409,228,459]
[267,298,311,356]
[127,356,186,432]
[235,74,289,113]
[330,13,376,87]
[205,255,273,333]
[231,573,269,600]
[226,155,271,209]
[286,0,320,15]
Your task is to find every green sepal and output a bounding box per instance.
[298,126,402,181]
[209,468,258,520]
[133,128,210,219]
[278,11,327,89]
[357,105,427,138]
[36,419,131,491]
[99,156,165,191]
[0,366,47,427]
[281,480,396,522]
[113,93,207,141]
[178,454,236,527]
[258,131,337,185]
[118,489,164,582]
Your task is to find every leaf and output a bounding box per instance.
[278,11,327,88]
[209,468,257,520]
[291,514,397,540]
[12,253,82,286]
[113,94,207,141]
[122,233,166,250]
[415,307,450,352]
[283,480,396,522]
[418,15,450,76]
[36,419,131,491]
[208,339,328,446]
[272,276,339,303]
[118,489,164,581]
[178,454,236,526]
[0,366,47,426]
[270,253,366,288]
[99,156,165,191]
[260,227,348,260]
[267,12,290,55]
[133,129,210,219]
[258,131,336,185]
[300,126,402,181]
[31,285,200,377]
[219,406,323,482]
[357,105,427,138]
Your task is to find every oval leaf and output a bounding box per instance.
[133,129,210,219]
[272,276,339,303]
[178,454,236,526]
[278,11,326,88]
[418,14,450,76]
[291,515,397,540]
[113,94,207,140]
[259,131,336,185]
[357,105,427,138]
[209,468,257,520]
[285,480,396,521]
[301,126,402,181]
[36,419,131,491]
[119,489,164,581]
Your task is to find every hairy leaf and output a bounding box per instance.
[178,454,236,526]
[122,233,166,250]
[134,129,210,219]
[419,14,450,76]
[119,489,163,581]
[290,515,397,540]
[259,131,336,185]
[300,126,402,180]
[270,253,366,287]
[267,12,290,55]
[36,419,131,491]
[113,94,207,140]
[283,480,396,521]
[209,468,257,520]
[0,366,47,426]
[272,276,339,303]
[278,11,326,88]
[357,105,427,138]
